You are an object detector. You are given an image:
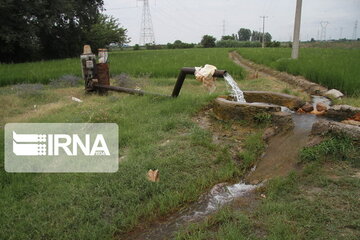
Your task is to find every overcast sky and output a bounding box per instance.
[104,0,360,45]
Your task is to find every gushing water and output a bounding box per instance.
[223,73,246,103]
[126,182,257,240]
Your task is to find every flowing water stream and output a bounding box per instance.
[124,79,331,239]
[125,182,258,240]
[223,73,246,103]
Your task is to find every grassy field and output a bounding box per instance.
[0,56,311,239]
[1,73,276,239]
[0,48,244,86]
[0,80,227,239]
[1,48,360,239]
[175,135,360,240]
[237,48,360,96]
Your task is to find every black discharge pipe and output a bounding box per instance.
[92,67,227,98]
[93,84,169,97]
[171,67,227,97]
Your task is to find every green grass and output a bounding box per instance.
[176,135,360,240]
[237,48,360,96]
[0,48,244,86]
[238,132,265,170]
[300,135,360,167]
[0,78,246,239]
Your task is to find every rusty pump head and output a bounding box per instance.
[80,45,110,93]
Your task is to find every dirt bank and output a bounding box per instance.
[229,51,328,95]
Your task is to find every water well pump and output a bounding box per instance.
[80,45,109,92]
[80,45,227,97]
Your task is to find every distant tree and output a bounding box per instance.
[221,35,235,41]
[173,40,183,47]
[265,41,280,47]
[85,15,130,52]
[216,40,262,48]
[272,41,281,47]
[200,35,216,48]
[167,40,194,49]
[264,32,272,43]
[238,28,252,41]
[310,38,315,42]
[145,43,162,50]
[251,31,261,42]
[250,31,271,43]
[0,1,132,63]
[134,44,140,50]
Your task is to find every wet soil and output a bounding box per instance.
[193,107,254,160]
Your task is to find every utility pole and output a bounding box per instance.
[291,0,303,59]
[353,20,358,40]
[138,0,155,45]
[260,16,268,48]
[320,21,329,41]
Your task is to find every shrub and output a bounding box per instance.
[133,44,140,50]
[201,35,216,48]
[167,40,195,49]
[216,40,261,48]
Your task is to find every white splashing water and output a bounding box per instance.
[223,73,246,103]
[181,182,257,221]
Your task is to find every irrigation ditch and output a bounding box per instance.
[119,52,360,240]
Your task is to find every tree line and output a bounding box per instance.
[223,28,272,43]
[0,0,129,63]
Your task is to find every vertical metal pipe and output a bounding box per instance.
[171,69,187,97]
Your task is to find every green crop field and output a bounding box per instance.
[0,48,244,86]
[237,48,360,96]
[1,47,360,239]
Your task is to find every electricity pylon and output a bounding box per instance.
[320,21,329,41]
[138,0,155,45]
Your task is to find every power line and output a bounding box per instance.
[138,0,155,45]
[260,16,268,48]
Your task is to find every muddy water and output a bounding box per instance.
[246,113,317,183]
[246,95,331,183]
[124,182,258,240]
